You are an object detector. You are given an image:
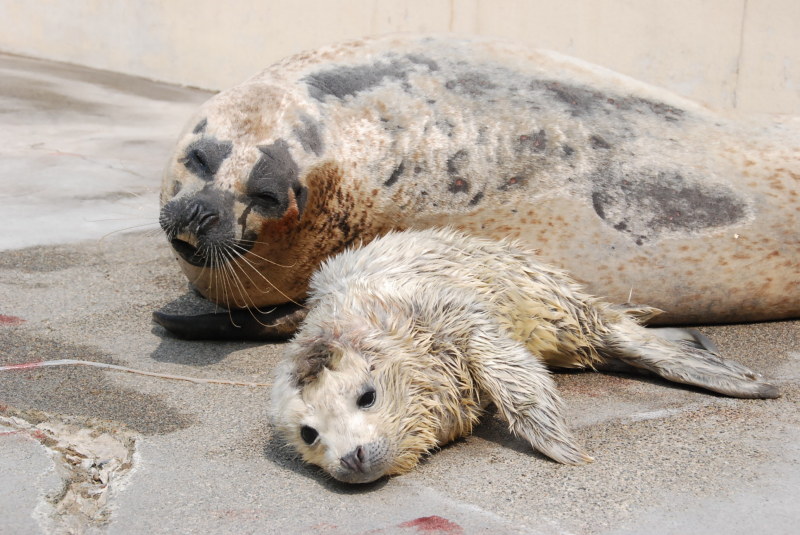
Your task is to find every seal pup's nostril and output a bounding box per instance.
[340,446,366,472]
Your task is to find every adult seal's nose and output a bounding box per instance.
[160,197,221,238]
[158,189,240,267]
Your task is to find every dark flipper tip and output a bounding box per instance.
[753,382,781,399]
[152,303,307,341]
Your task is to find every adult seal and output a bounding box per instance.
[155,34,799,339]
[270,228,779,483]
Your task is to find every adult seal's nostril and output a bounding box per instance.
[160,197,221,239]
[340,446,367,472]
[190,205,221,236]
[158,187,255,268]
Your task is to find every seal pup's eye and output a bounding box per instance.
[300,425,319,445]
[357,389,377,409]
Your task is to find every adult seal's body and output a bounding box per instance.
[156,34,799,339]
[270,228,779,484]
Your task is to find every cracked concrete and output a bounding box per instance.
[1,409,137,534]
[0,52,798,534]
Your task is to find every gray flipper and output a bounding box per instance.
[648,327,719,353]
[600,321,780,399]
[152,303,307,341]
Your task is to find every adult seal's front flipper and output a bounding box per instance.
[152,302,307,341]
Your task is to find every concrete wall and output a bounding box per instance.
[0,0,797,114]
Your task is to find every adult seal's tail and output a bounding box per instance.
[155,34,800,340]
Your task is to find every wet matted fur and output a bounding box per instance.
[270,228,779,483]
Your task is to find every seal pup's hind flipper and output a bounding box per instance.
[648,327,719,353]
[599,321,780,399]
[152,303,307,340]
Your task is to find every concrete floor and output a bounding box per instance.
[0,52,798,535]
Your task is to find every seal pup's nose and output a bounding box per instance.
[340,446,366,473]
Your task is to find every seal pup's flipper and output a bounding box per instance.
[648,327,719,353]
[468,330,594,465]
[600,321,780,399]
[152,303,307,341]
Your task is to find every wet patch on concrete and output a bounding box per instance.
[0,330,193,435]
[0,73,109,116]
[0,53,212,104]
[0,243,95,273]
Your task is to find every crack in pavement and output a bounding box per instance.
[0,408,137,534]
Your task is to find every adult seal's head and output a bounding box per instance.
[158,34,799,338]
[159,80,387,310]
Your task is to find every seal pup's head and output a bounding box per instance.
[270,308,483,484]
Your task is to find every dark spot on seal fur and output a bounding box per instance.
[192,118,208,134]
[499,176,527,191]
[530,79,685,122]
[517,129,547,153]
[437,119,456,137]
[384,161,405,187]
[469,191,484,206]
[247,139,308,219]
[449,178,470,194]
[292,342,335,387]
[445,150,471,194]
[293,114,324,156]
[591,135,611,150]
[306,59,419,101]
[445,72,498,96]
[405,54,439,71]
[447,150,468,177]
[562,145,575,157]
[181,137,232,180]
[591,169,748,243]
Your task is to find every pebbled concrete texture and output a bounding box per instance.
[0,52,798,535]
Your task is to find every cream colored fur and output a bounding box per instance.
[270,228,779,483]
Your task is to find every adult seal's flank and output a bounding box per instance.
[156,34,799,339]
[270,229,779,484]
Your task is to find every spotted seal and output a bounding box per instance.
[270,228,779,483]
[155,34,799,339]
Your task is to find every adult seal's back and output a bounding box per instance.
[156,34,799,339]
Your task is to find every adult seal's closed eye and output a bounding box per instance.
[270,228,780,484]
[156,34,800,339]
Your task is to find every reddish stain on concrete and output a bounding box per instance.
[0,314,25,325]
[0,429,46,441]
[398,516,464,534]
[1,361,42,370]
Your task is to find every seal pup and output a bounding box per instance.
[270,228,779,484]
[156,34,799,339]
